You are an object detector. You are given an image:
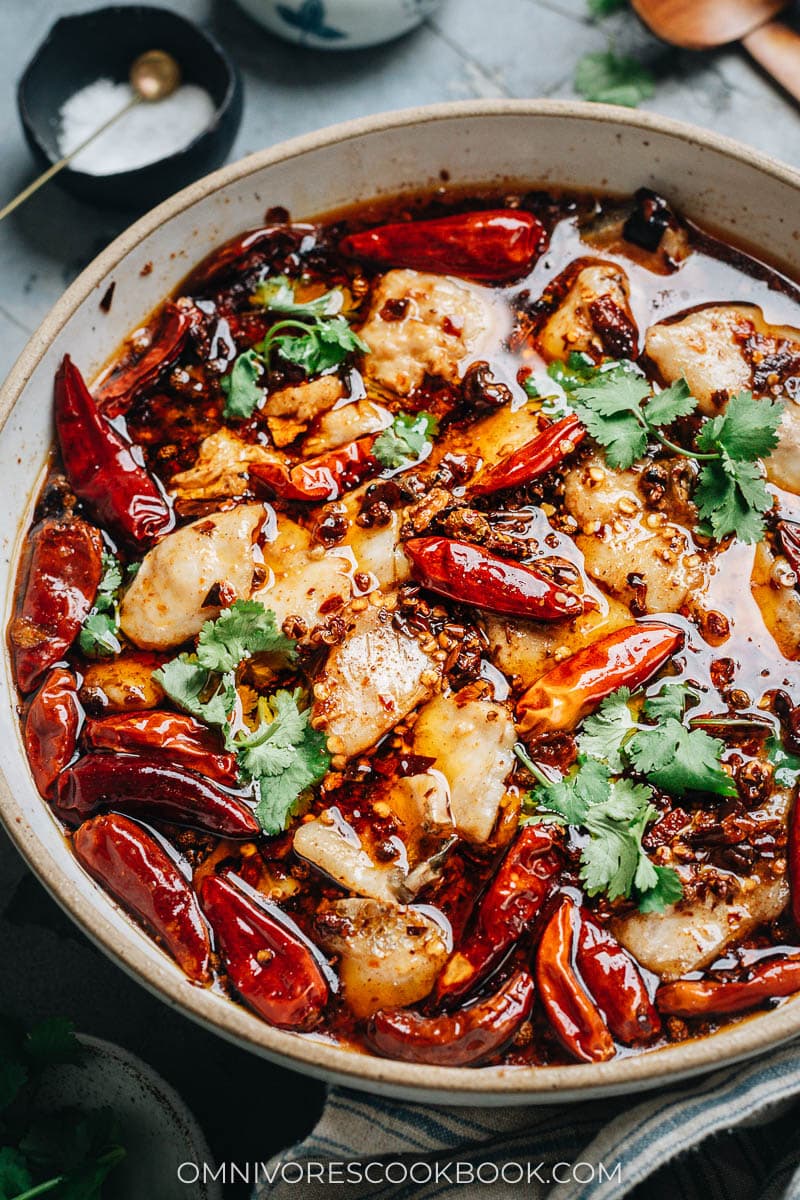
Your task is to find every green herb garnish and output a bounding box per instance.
[0,1016,125,1200]
[79,553,123,659]
[153,600,329,834]
[575,50,655,108]
[519,679,737,911]
[554,356,782,543]
[524,756,682,911]
[221,276,368,420]
[372,411,439,471]
[220,348,264,420]
[234,689,330,835]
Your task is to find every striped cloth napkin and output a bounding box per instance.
[256,1041,800,1199]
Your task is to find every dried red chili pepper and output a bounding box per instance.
[435,824,562,1005]
[536,896,615,1063]
[469,415,586,496]
[249,435,379,502]
[778,520,800,578]
[368,970,535,1066]
[95,304,190,417]
[517,621,683,735]
[183,223,316,293]
[54,355,173,551]
[24,668,82,797]
[340,210,547,283]
[56,753,259,837]
[83,711,238,786]
[575,909,661,1044]
[74,812,211,983]
[9,517,102,694]
[657,957,800,1017]
[404,536,587,620]
[199,873,328,1028]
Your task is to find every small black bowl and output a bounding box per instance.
[17,5,243,211]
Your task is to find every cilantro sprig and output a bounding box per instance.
[519,680,736,912]
[551,353,782,543]
[373,412,439,471]
[221,276,369,420]
[79,553,123,659]
[234,690,330,835]
[0,1016,125,1200]
[574,50,655,108]
[521,752,682,912]
[153,600,329,834]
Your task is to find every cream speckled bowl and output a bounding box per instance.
[2,101,799,1104]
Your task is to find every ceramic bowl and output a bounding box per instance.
[234,0,442,49]
[2,102,800,1105]
[38,1037,222,1200]
[17,5,243,210]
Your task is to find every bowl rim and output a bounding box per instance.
[3,98,800,1101]
[16,3,241,184]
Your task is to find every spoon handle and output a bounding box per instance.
[741,20,800,104]
[0,97,139,223]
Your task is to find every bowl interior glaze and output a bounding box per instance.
[2,101,799,1105]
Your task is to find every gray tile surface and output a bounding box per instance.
[2,0,800,1192]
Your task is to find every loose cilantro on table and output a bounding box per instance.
[588,0,627,15]
[552,354,782,543]
[373,412,439,471]
[221,276,369,420]
[153,600,330,834]
[79,553,124,659]
[574,50,655,108]
[0,1016,125,1200]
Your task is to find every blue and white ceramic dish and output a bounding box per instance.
[235,0,441,49]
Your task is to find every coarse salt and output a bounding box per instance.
[57,77,216,175]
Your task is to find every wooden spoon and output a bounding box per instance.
[631,0,800,102]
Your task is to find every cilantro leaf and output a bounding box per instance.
[645,379,697,428]
[531,755,611,825]
[574,50,655,107]
[0,1058,27,1114]
[235,690,331,835]
[641,681,692,722]
[580,778,656,901]
[372,412,439,471]
[588,0,627,13]
[21,1109,124,1200]
[0,1147,32,1200]
[153,656,236,729]
[766,736,800,787]
[24,1020,83,1071]
[266,316,369,377]
[255,275,344,318]
[196,600,296,674]
[577,687,635,772]
[572,405,647,470]
[221,348,264,420]
[79,613,120,658]
[636,865,685,913]
[547,351,597,394]
[628,718,736,797]
[695,455,773,543]
[696,390,782,461]
[574,370,651,417]
[79,553,122,658]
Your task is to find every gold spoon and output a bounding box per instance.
[0,49,182,222]
[631,0,800,103]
